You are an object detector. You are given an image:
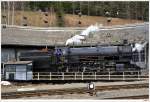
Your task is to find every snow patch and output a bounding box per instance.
[1,81,11,86]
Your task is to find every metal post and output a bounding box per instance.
[109,72,110,80]
[123,72,125,80]
[75,72,76,80]
[82,72,83,80]
[138,71,140,80]
[38,73,39,80]
[62,72,64,80]
[95,72,96,80]
[50,72,51,80]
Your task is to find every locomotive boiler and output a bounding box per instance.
[19,44,143,73]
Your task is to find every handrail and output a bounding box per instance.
[32,71,149,81]
[33,70,147,73]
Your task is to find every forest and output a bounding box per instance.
[2,1,149,21]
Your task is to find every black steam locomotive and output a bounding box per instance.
[19,44,143,73]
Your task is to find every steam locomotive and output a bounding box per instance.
[19,44,145,73]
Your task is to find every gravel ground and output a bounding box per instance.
[96,88,148,99]
[20,93,95,99]
[18,88,148,99]
[1,80,148,93]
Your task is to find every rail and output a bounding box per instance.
[32,71,148,81]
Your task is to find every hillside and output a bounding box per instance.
[2,11,143,27]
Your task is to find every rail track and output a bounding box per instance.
[2,83,148,99]
[109,95,149,99]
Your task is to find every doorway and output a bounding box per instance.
[9,73,14,80]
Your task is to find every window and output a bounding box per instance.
[16,65,26,72]
[27,65,32,71]
[6,65,16,72]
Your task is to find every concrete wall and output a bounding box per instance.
[85,23,148,44]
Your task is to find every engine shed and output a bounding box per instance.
[4,61,33,81]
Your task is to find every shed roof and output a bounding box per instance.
[5,61,32,65]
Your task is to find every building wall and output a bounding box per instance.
[5,64,33,80]
[1,47,43,63]
[1,48,16,63]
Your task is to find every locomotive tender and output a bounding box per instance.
[19,43,143,73]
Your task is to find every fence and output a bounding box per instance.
[32,70,148,81]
